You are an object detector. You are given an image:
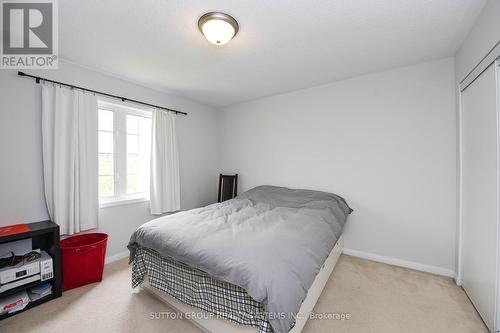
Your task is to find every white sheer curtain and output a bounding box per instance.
[42,84,99,235]
[150,109,180,215]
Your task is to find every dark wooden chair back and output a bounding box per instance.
[218,174,238,202]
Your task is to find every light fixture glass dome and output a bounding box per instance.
[198,12,239,46]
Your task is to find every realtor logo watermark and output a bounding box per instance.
[1,0,58,69]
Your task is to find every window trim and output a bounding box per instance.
[98,99,153,207]
[99,195,150,209]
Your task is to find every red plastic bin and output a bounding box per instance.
[60,233,108,291]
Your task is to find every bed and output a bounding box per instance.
[128,185,352,333]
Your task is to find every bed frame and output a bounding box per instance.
[140,234,343,333]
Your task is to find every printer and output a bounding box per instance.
[0,251,54,293]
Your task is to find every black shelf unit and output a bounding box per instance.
[0,221,62,320]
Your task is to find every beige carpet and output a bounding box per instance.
[0,255,488,333]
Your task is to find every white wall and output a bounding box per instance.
[217,58,457,274]
[0,60,218,258]
[455,0,500,83]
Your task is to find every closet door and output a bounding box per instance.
[461,63,498,332]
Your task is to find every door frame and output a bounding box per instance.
[457,59,500,333]
[496,61,500,333]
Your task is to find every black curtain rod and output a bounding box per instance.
[17,71,187,116]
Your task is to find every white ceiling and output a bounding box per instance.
[59,0,486,108]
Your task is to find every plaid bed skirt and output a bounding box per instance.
[131,246,275,333]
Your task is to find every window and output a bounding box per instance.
[98,101,152,206]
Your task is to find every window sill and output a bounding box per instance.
[99,196,149,209]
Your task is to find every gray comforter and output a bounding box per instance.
[128,185,352,333]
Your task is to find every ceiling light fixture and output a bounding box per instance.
[198,12,239,46]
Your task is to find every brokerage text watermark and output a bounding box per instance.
[149,311,352,321]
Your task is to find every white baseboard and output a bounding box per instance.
[343,248,455,278]
[105,250,129,264]
[107,247,455,277]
